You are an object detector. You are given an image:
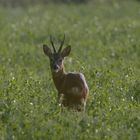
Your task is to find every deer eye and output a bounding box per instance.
[58,59,62,63]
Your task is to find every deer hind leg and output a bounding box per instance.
[76,98,86,112]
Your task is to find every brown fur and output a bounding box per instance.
[52,68,89,111]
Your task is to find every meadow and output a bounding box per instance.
[0,0,140,139]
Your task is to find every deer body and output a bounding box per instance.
[43,36,89,111]
[53,70,88,110]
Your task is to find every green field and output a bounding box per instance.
[1,0,140,139]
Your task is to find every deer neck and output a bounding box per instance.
[52,67,66,92]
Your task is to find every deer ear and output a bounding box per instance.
[43,44,52,57]
[61,46,71,57]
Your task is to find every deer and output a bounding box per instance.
[43,35,89,111]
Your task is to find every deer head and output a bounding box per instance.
[43,35,71,73]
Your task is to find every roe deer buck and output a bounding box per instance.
[43,35,89,111]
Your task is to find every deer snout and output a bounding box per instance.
[53,64,59,70]
[52,63,60,72]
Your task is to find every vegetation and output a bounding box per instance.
[0,0,140,139]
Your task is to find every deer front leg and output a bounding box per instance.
[58,93,64,107]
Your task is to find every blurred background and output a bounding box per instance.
[0,0,89,7]
[0,0,139,7]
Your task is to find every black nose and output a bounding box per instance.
[53,64,59,70]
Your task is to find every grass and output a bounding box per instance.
[0,0,140,139]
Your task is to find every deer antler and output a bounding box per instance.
[50,35,56,53]
[58,34,65,53]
